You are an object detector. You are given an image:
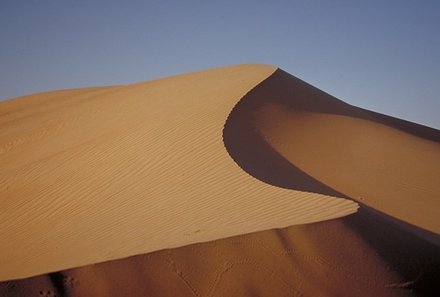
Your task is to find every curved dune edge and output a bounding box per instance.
[224,68,440,237]
[0,64,357,281]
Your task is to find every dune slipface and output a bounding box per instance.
[0,64,357,281]
[224,69,440,238]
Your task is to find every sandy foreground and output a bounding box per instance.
[0,64,439,296]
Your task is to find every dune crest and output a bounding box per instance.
[0,64,357,281]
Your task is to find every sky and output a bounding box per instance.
[1,0,439,128]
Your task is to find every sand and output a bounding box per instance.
[225,69,440,239]
[1,64,439,296]
[0,64,357,281]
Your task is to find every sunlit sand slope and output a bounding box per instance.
[0,64,357,281]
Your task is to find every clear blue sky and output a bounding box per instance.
[1,0,439,128]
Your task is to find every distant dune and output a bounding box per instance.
[1,64,439,296]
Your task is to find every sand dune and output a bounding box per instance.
[1,64,439,296]
[0,64,356,281]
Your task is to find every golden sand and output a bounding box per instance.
[1,65,439,296]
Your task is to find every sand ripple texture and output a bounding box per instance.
[0,64,358,281]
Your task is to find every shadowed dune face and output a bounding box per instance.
[223,76,348,198]
[224,69,440,236]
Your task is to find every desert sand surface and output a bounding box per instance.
[0,64,357,281]
[1,64,440,296]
